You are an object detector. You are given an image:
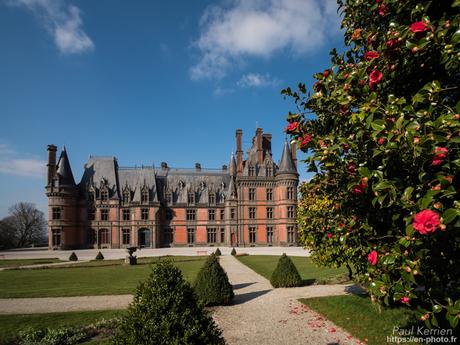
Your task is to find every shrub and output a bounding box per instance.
[284,0,460,328]
[270,254,302,288]
[95,251,104,260]
[113,260,224,345]
[193,254,234,306]
[68,252,78,261]
[215,248,222,256]
[230,247,236,256]
[19,326,87,345]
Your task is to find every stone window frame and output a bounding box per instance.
[141,208,149,220]
[187,227,195,244]
[52,207,61,220]
[249,226,256,243]
[52,228,61,247]
[249,187,256,201]
[209,192,216,205]
[100,209,109,221]
[100,228,110,244]
[207,227,217,243]
[266,226,274,244]
[248,166,255,177]
[266,188,273,201]
[287,226,296,243]
[122,209,130,221]
[249,207,256,219]
[187,191,195,205]
[287,206,295,218]
[100,187,109,201]
[208,209,215,221]
[287,187,295,200]
[88,208,96,221]
[220,227,225,243]
[186,209,196,221]
[266,207,273,219]
[220,209,225,220]
[122,229,130,245]
[141,186,149,204]
[230,208,236,219]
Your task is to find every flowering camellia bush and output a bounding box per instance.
[284,0,460,328]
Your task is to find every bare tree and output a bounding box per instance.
[0,202,46,248]
[0,216,16,249]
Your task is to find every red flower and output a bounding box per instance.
[432,147,448,166]
[400,297,410,305]
[323,69,330,78]
[347,162,357,175]
[340,105,349,114]
[378,137,385,145]
[300,135,312,150]
[285,122,299,133]
[327,233,333,239]
[364,51,380,61]
[352,184,365,194]
[369,69,383,89]
[343,143,350,152]
[368,250,378,266]
[413,210,440,235]
[378,4,386,16]
[410,21,428,33]
[386,39,398,48]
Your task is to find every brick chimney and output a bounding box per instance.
[262,133,272,155]
[161,162,168,170]
[47,144,57,186]
[236,129,243,175]
[256,128,263,164]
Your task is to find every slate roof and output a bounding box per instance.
[278,141,297,174]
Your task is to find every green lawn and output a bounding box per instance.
[300,295,417,345]
[237,255,347,284]
[0,258,63,268]
[0,256,207,298]
[0,310,123,343]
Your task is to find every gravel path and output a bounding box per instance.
[212,255,363,345]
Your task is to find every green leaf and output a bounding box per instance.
[432,304,443,313]
[442,209,459,224]
[446,313,459,328]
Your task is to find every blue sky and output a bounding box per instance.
[0,0,342,218]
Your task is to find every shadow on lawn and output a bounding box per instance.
[232,289,271,305]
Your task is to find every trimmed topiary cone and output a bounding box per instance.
[68,252,78,261]
[270,253,302,288]
[193,254,234,306]
[113,260,224,345]
[215,248,222,256]
[231,247,236,256]
[95,251,104,260]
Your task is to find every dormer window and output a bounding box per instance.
[123,190,130,204]
[141,187,149,204]
[209,193,215,205]
[188,192,195,204]
[248,166,255,176]
[100,188,109,201]
[266,166,272,176]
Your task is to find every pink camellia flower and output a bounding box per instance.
[369,69,383,89]
[327,233,333,239]
[300,135,312,150]
[378,137,385,145]
[386,39,398,48]
[413,209,440,235]
[348,162,357,175]
[378,4,386,16]
[285,122,299,133]
[368,250,378,266]
[365,51,380,61]
[432,147,448,166]
[410,21,428,33]
[352,184,366,194]
[400,297,410,304]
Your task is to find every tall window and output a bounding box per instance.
[231,208,235,219]
[220,228,225,243]
[88,208,95,221]
[141,188,149,203]
[266,166,272,176]
[249,226,256,243]
[207,228,217,243]
[187,228,195,244]
[249,188,255,201]
[266,188,273,201]
[249,207,256,219]
[188,192,195,204]
[266,207,273,219]
[52,207,61,220]
[100,189,109,201]
[209,193,215,205]
[287,187,295,200]
[52,229,61,247]
[100,209,108,221]
[122,209,130,221]
[123,190,130,204]
[122,229,130,245]
[267,226,274,244]
[220,209,225,220]
[100,229,109,244]
[141,208,149,220]
[208,209,215,221]
[186,209,196,221]
[287,206,295,218]
[248,166,255,176]
[287,226,296,243]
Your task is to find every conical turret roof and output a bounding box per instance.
[56,147,76,186]
[278,141,297,174]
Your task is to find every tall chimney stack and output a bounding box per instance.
[47,144,57,186]
[256,128,263,164]
[290,141,297,168]
[236,129,243,175]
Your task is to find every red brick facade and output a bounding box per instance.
[46,129,299,249]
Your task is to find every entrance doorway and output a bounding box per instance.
[138,228,151,247]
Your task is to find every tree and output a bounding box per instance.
[284,0,460,328]
[113,260,224,345]
[0,202,46,248]
[270,254,303,288]
[193,254,234,306]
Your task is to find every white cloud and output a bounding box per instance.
[237,73,280,88]
[0,144,46,178]
[7,0,94,54]
[190,0,341,80]
[213,86,234,96]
